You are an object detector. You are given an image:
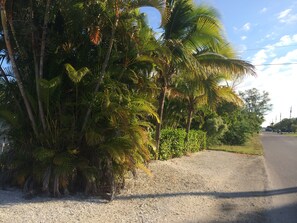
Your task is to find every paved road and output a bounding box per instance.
[261,132,297,223]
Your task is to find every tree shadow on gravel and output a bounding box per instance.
[186,202,297,223]
[0,187,297,205]
[115,187,297,200]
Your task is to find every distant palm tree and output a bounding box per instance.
[172,42,255,141]
[173,73,243,141]
[153,0,256,154]
[153,0,227,154]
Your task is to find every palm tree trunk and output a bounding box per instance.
[156,83,167,159]
[80,13,119,136]
[37,0,51,131]
[32,35,46,131]
[39,0,51,79]
[42,166,51,195]
[7,7,24,59]
[0,1,38,136]
[53,175,61,197]
[185,106,193,142]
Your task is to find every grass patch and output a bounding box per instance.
[284,132,297,136]
[207,134,263,155]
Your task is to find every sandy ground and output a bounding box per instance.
[0,151,271,223]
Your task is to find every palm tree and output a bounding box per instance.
[171,42,255,141]
[0,0,38,135]
[153,0,236,154]
[174,73,243,141]
[0,0,165,198]
[80,0,165,136]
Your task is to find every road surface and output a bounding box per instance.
[261,132,297,223]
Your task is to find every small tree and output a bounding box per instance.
[239,88,272,122]
[291,123,297,133]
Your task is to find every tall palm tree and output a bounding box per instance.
[154,0,234,154]
[172,42,255,141]
[174,73,243,140]
[80,0,166,136]
[0,0,38,135]
[0,0,170,198]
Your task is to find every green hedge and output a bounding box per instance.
[185,130,207,153]
[158,128,206,160]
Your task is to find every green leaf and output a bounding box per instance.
[85,131,104,146]
[0,109,18,127]
[65,63,90,84]
[33,147,56,162]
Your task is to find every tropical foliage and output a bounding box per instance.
[218,88,272,145]
[159,128,206,160]
[271,118,297,133]
[0,0,256,199]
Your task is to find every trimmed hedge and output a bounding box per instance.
[158,128,206,160]
[185,130,207,153]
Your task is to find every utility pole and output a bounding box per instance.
[290,106,292,119]
[280,113,282,122]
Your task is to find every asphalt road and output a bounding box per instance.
[261,132,297,223]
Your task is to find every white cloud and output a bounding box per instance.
[252,49,268,65]
[236,44,247,55]
[253,34,297,59]
[275,34,297,46]
[270,49,297,64]
[265,32,276,40]
[257,32,277,44]
[277,8,297,24]
[278,9,292,19]
[241,36,247,40]
[242,22,251,31]
[238,34,297,126]
[260,8,267,13]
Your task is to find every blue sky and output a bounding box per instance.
[141,0,297,126]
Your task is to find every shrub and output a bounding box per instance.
[221,117,252,145]
[159,129,186,160]
[159,128,206,160]
[185,130,207,152]
[203,117,228,146]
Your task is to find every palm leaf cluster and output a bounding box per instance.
[0,0,254,199]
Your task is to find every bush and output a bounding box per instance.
[159,129,186,160]
[203,117,227,146]
[222,126,248,145]
[221,114,253,145]
[185,130,207,152]
[158,128,206,160]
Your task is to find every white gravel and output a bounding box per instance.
[0,151,271,223]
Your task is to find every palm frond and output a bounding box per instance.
[162,0,193,40]
[0,109,19,127]
[64,63,90,84]
[195,52,256,78]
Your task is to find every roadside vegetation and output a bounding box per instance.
[286,133,297,136]
[208,134,264,155]
[267,117,297,134]
[0,0,270,200]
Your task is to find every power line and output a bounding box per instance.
[239,44,297,53]
[253,62,297,66]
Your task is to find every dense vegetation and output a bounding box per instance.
[218,88,272,145]
[269,118,297,133]
[0,0,258,199]
[159,128,206,160]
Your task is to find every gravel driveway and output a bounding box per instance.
[0,151,271,223]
